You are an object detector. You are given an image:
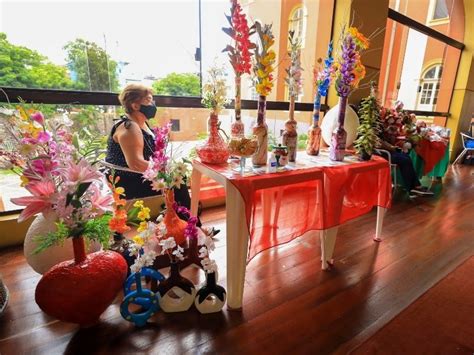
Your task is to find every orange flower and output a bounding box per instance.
[109,216,130,233]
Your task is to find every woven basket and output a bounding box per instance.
[0,278,9,316]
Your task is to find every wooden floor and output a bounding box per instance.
[0,165,473,355]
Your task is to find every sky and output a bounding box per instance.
[0,0,232,80]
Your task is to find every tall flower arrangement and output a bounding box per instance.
[223,0,255,137]
[306,41,334,156]
[355,82,381,160]
[197,66,231,164]
[252,21,276,166]
[283,30,303,162]
[330,27,369,161]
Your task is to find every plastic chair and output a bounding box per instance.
[452,132,474,165]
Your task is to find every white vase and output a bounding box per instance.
[24,213,101,274]
[321,103,359,147]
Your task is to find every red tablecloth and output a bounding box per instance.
[198,154,392,261]
[415,139,448,175]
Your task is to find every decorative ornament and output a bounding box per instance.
[307,41,333,156]
[194,271,227,314]
[223,0,256,138]
[158,261,196,313]
[283,30,303,162]
[35,236,127,326]
[330,27,369,161]
[120,267,164,327]
[252,21,276,166]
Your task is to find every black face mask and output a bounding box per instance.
[139,104,157,119]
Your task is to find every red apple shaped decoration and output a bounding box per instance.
[35,237,127,326]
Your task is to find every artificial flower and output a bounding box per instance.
[11,180,56,222]
[253,22,276,97]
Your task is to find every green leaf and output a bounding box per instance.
[76,181,92,200]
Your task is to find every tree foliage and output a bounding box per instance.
[64,38,119,92]
[0,33,73,89]
[152,72,200,96]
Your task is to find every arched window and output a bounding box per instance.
[418,64,443,111]
[288,5,307,47]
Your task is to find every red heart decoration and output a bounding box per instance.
[35,251,127,326]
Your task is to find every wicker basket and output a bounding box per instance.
[0,278,9,316]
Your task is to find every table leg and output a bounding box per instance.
[225,181,249,310]
[261,190,273,227]
[190,167,202,217]
[320,227,338,270]
[272,189,284,226]
[374,206,387,242]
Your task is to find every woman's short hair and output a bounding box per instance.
[118,84,154,114]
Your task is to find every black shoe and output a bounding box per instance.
[410,186,434,196]
[207,227,221,238]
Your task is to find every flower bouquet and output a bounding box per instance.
[0,103,127,326]
[307,41,334,156]
[283,30,303,162]
[330,27,369,161]
[223,0,255,138]
[252,21,276,166]
[196,65,231,164]
[228,135,258,173]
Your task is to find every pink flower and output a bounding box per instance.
[89,184,113,215]
[60,159,102,187]
[36,131,51,143]
[30,112,44,125]
[11,180,56,222]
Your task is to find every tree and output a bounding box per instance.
[0,33,73,89]
[152,72,200,96]
[64,38,119,92]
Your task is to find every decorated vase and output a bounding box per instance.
[196,112,229,164]
[282,122,297,163]
[157,261,196,313]
[35,236,128,326]
[321,99,359,148]
[252,95,269,166]
[231,75,245,138]
[306,93,322,156]
[163,189,188,246]
[24,212,101,274]
[194,271,226,314]
[329,96,349,161]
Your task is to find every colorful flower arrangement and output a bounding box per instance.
[380,101,417,144]
[142,124,190,194]
[285,30,303,100]
[201,65,230,114]
[315,41,334,99]
[253,21,276,97]
[0,104,112,250]
[334,27,369,98]
[222,0,254,76]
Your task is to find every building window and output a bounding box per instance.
[432,0,449,20]
[170,119,180,132]
[288,5,307,47]
[418,64,442,110]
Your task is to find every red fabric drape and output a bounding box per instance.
[197,155,392,261]
[415,139,448,175]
